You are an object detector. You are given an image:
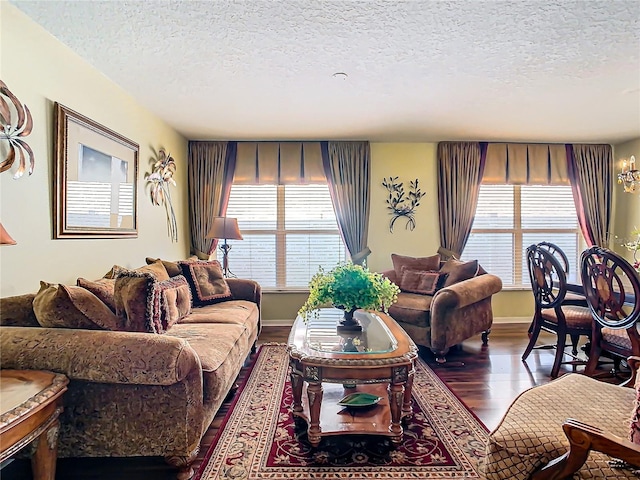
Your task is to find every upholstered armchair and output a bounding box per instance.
[484,357,640,479]
[381,253,503,363]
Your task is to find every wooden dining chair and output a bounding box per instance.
[522,244,593,378]
[581,246,640,378]
[536,241,588,307]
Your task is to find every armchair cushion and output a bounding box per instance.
[391,253,440,279]
[388,293,432,328]
[439,258,479,287]
[399,268,445,295]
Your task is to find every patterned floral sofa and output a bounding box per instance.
[0,258,261,480]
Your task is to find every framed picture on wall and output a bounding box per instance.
[54,103,139,238]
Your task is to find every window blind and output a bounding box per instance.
[462,184,584,287]
[221,184,347,288]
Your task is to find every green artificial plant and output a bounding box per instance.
[298,262,400,320]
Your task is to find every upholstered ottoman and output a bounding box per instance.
[483,373,637,479]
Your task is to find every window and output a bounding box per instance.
[462,185,585,287]
[219,184,347,289]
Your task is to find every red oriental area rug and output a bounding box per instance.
[195,344,488,480]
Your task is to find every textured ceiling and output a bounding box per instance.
[10,0,640,143]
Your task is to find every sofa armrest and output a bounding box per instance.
[227,278,262,308]
[0,326,201,386]
[432,273,503,310]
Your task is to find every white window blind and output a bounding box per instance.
[462,185,584,287]
[220,184,347,289]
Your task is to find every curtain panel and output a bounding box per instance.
[187,141,237,258]
[234,142,325,184]
[566,144,612,247]
[321,141,371,265]
[437,142,487,258]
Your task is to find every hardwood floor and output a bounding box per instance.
[1,323,622,479]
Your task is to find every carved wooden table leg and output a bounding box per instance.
[31,418,60,480]
[388,382,405,444]
[290,362,303,414]
[306,381,323,447]
[402,366,415,418]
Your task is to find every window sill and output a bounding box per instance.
[262,288,309,294]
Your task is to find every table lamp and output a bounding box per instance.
[206,217,243,277]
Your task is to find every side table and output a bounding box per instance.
[0,370,69,480]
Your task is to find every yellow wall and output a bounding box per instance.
[612,138,640,263]
[0,4,189,296]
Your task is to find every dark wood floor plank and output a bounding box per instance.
[1,323,619,479]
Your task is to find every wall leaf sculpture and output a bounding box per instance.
[146,148,178,242]
[0,80,34,179]
[382,176,426,232]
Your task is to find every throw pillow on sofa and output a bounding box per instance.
[114,271,193,334]
[77,277,116,312]
[114,271,160,333]
[399,267,447,295]
[439,258,479,287]
[154,275,192,332]
[178,259,232,306]
[111,259,171,282]
[33,281,124,331]
[145,256,199,277]
[391,253,441,280]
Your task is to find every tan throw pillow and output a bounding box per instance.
[399,268,446,295]
[179,259,232,306]
[112,259,170,282]
[77,277,116,312]
[154,275,192,332]
[114,271,159,333]
[439,258,479,287]
[145,257,182,277]
[391,253,440,279]
[33,281,123,330]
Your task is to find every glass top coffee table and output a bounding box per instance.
[287,308,418,447]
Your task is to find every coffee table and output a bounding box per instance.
[287,308,418,447]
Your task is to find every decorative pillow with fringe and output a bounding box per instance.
[114,271,160,333]
[178,259,232,306]
[153,275,192,332]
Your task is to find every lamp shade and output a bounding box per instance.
[206,217,243,240]
[0,222,16,245]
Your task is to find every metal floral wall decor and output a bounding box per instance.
[146,148,178,242]
[382,176,426,232]
[0,80,34,179]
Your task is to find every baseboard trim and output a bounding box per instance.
[262,318,295,327]
[262,316,532,327]
[493,316,531,324]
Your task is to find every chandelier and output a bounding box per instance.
[618,155,640,193]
